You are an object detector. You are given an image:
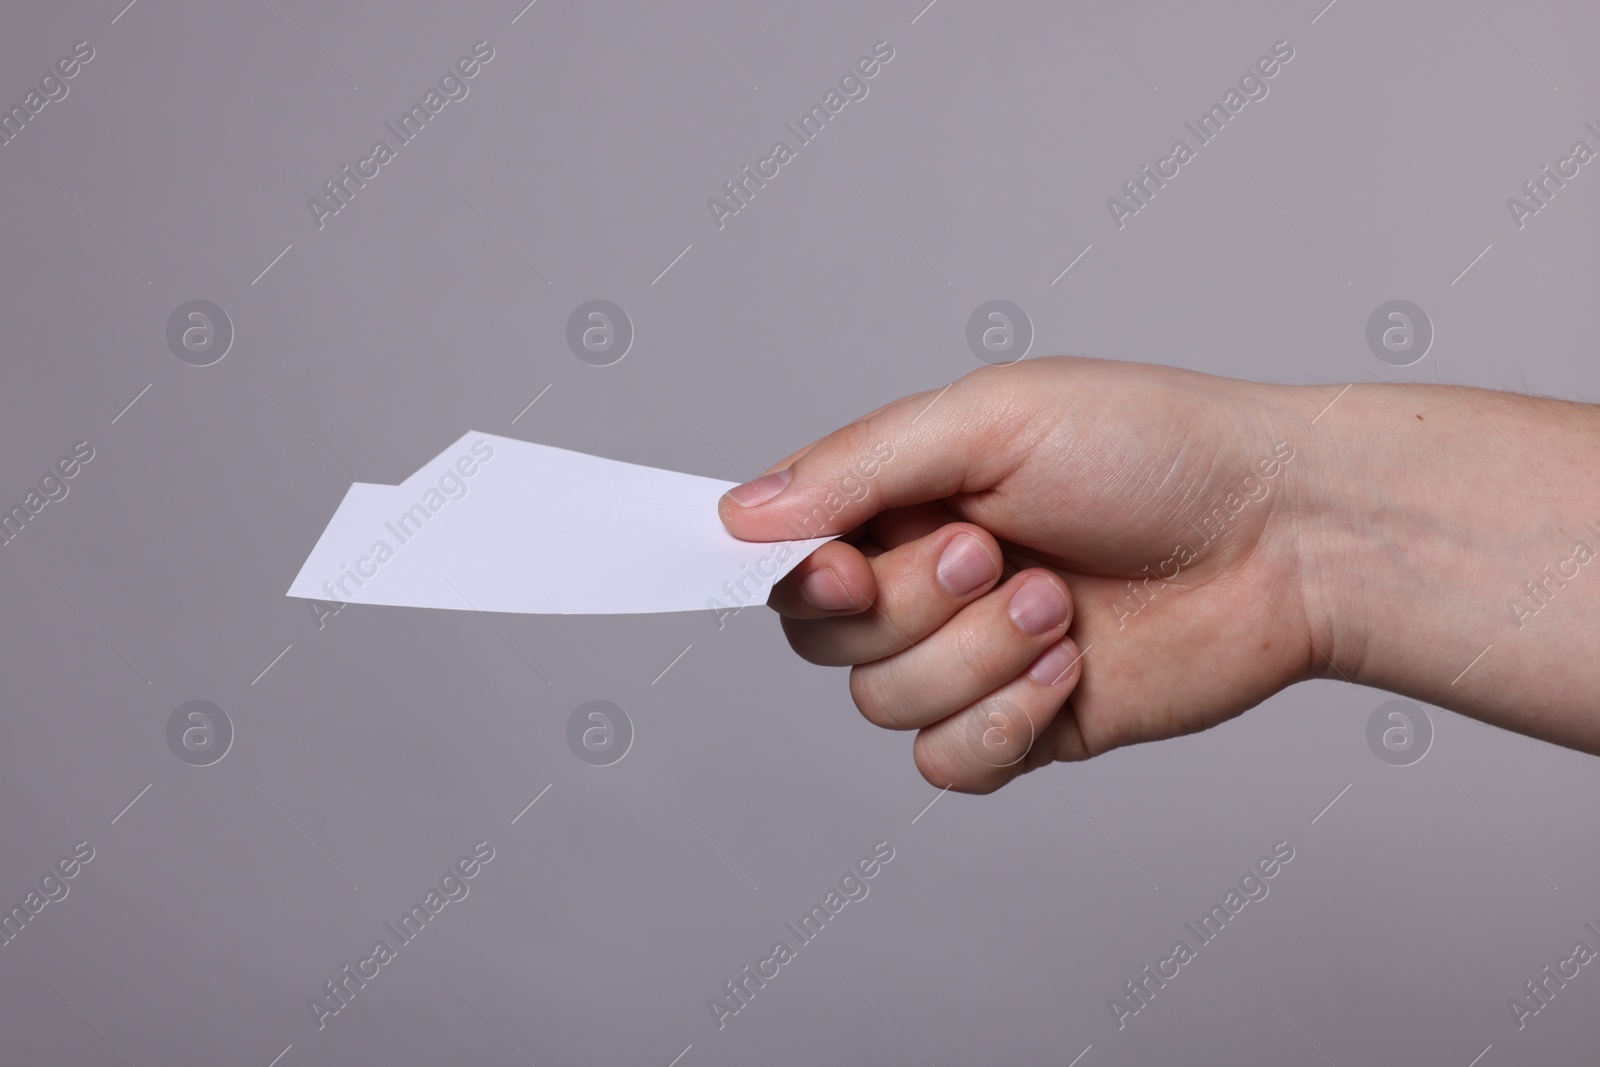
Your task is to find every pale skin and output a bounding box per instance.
[716,356,1600,794]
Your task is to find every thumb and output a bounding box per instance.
[717,374,1020,542]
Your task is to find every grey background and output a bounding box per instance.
[3,0,1599,1063]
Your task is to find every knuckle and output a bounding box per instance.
[849,666,905,728]
[950,613,1013,686]
[818,421,877,489]
[959,361,1011,392]
[912,731,1000,795]
[780,616,843,666]
[911,732,962,790]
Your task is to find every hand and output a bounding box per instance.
[717,356,1314,793]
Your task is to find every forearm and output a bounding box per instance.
[1283,381,1600,752]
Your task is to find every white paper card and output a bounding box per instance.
[286,432,836,615]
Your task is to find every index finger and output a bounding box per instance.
[718,371,1024,544]
[747,387,948,480]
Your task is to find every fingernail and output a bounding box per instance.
[1028,639,1079,685]
[936,533,995,596]
[799,567,855,611]
[1008,577,1069,635]
[726,468,792,507]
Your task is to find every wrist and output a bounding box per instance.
[1269,381,1495,691]
[1242,381,1369,685]
[1271,380,1600,714]
[1268,381,1384,686]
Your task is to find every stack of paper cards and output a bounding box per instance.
[286,432,836,615]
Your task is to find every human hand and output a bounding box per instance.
[717,356,1313,793]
